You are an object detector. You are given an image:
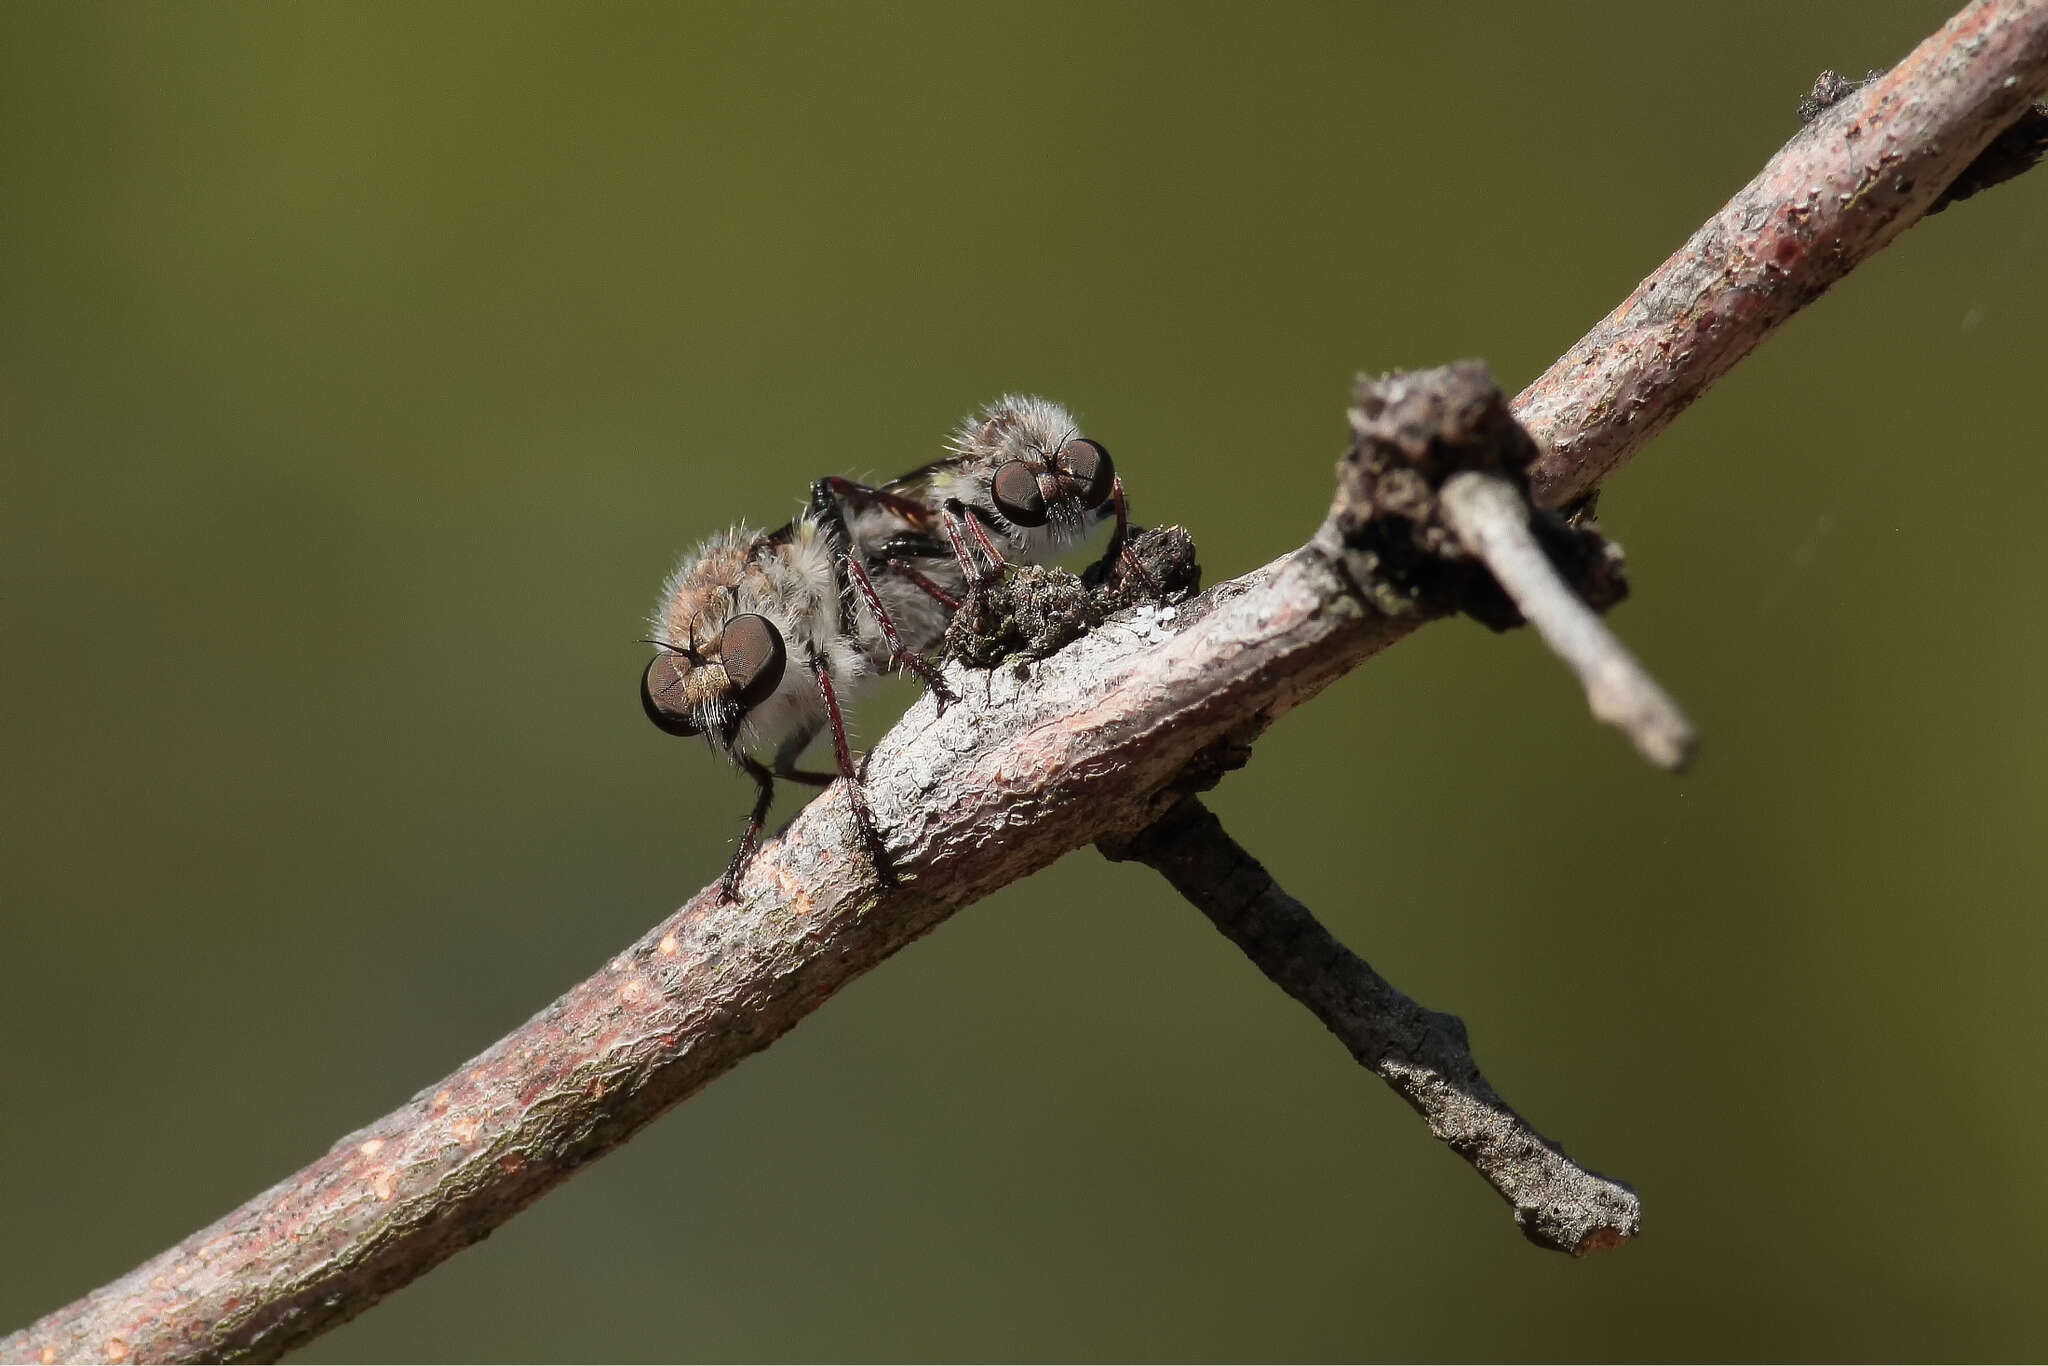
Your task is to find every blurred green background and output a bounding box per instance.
[4,1,2045,1360]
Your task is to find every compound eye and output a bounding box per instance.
[1059,438,1114,509]
[720,613,787,710]
[642,654,701,737]
[990,460,1049,527]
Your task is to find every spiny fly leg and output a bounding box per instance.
[869,533,963,612]
[844,554,956,711]
[811,655,894,887]
[941,499,1009,595]
[884,558,961,611]
[1090,473,1158,594]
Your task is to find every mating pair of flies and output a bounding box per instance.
[641,395,1139,900]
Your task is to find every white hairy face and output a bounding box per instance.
[932,395,1118,564]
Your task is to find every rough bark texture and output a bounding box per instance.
[8,0,2047,1360]
[1517,0,2048,507]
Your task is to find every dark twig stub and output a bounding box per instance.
[1324,362,1695,769]
[1799,67,2048,212]
[1103,798,1642,1256]
[1323,362,1625,626]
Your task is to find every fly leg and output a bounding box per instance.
[811,478,972,614]
[720,754,778,902]
[772,722,837,787]
[941,499,1008,591]
[884,559,961,611]
[812,655,894,886]
[843,554,957,710]
[870,532,963,613]
[1088,473,1158,594]
[811,479,961,704]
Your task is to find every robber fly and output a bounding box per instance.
[896,392,1137,591]
[641,395,1136,900]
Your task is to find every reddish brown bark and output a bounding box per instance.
[1516,0,2048,509]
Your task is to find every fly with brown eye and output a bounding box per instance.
[853,395,1150,596]
[641,481,982,901]
[640,512,909,902]
[642,395,1145,901]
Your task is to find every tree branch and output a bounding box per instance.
[1100,798,1641,1256]
[9,1,2047,1360]
[1517,0,2048,507]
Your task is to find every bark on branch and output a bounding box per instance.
[1517,1,2048,506]
[8,0,2046,1360]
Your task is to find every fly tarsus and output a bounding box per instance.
[720,755,779,902]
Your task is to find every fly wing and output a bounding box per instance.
[884,455,980,501]
[853,462,955,558]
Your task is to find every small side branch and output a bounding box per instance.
[1439,472,1696,771]
[1104,798,1640,1256]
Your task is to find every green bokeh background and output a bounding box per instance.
[5,2,2045,1360]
